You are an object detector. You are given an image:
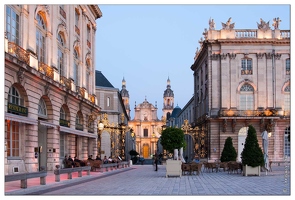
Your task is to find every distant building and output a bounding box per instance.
[190,17,290,162]
[4,5,102,174]
[95,71,130,160]
[127,78,176,158]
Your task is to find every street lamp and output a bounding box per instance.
[97,120,104,156]
[130,129,135,150]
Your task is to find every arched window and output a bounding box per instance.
[86,59,91,91]
[73,49,79,85]
[239,84,254,110]
[36,13,46,63]
[38,98,47,118]
[60,107,66,120]
[107,97,110,107]
[57,32,65,76]
[8,86,23,106]
[75,111,83,130]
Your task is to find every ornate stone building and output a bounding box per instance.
[190,17,290,162]
[4,5,102,174]
[127,78,175,158]
[95,71,131,161]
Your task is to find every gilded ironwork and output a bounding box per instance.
[181,119,208,159]
[39,62,54,79]
[60,76,71,90]
[8,42,30,65]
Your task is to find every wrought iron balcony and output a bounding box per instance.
[38,62,54,79]
[219,108,288,117]
[88,94,95,104]
[76,86,85,98]
[60,76,71,90]
[7,42,30,65]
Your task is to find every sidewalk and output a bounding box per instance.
[5,166,132,195]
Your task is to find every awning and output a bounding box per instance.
[60,126,97,139]
[5,113,38,125]
[39,120,56,128]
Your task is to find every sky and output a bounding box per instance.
[94,3,291,119]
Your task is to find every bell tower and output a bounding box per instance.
[120,77,131,118]
[162,77,174,120]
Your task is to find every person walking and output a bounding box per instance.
[154,152,158,171]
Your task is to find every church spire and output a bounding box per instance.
[120,76,130,118]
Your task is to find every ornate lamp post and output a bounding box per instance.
[97,120,104,156]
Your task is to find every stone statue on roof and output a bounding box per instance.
[222,17,235,30]
[209,17,215,30]
[272,17,281,29]
[257,18,270,31]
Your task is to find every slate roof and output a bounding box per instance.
[95,70,114,88]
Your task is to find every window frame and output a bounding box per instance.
[6,6,20,44]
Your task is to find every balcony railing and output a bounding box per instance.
[88,94,95,104]
[60,76,71,90]
[75,123,83,131]
[60,119,70,127]
[76,86,85,98]
[280,30,290,39]
[38,62,54,79]
[235,30,257,38]
[241,69,253,75]
[219,109,287,117]
[8,42,30,65]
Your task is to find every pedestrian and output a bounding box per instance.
[96,155,102,160]
[154,152,158,171]
[103,156,108,164]
[68,155,75,167]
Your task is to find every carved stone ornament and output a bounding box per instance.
[44,82,50,96]
[274,53,281,60]
[17,68,25,84]
[272,17,281,30]
[221,17,235,30]
[228,53,236,59]
[210,53,219,60]
[220,53,227,60]
[209,18,215,30]
[257,18,270,31]
[266,53,272,59]
[257,53,264,59]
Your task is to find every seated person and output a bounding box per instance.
[87,155,94,161]
[193,156,200,164]
[108,156,113,163]
[96,155,102,160]
[74,156,85,166]
[68,155,75,167]
[103,156,108,164]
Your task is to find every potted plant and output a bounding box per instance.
[241,125,264,176]
[160,127,186,177]
[220,137,237,162]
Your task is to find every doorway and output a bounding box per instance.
[238,127,248,162]
[38,124,47,171]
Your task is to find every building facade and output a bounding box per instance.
[190,17,290,162]
[95,71,131,161]
[4,5,102,174]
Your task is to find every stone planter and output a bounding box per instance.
[243,165,261,176]
[165,159,182,178]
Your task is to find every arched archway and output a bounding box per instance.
[238,126,248,162]
[101,130,111,158]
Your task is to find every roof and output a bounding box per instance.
[95,70,114,88]
[171,105,181,118]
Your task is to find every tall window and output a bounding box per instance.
[144,128,148,137]
[240,84,254,110]
[286,58,290,75]
[75,9,80,36]
[6,6,19,44]
[73,49,79,85]
[6,120,20,157]
[284,85,290,111]
[284,127,290,157]
[36,13,46,63]
[60,107,66,120]
[38,98,47,118]
[241,58,252,75]
[60,133,65,159]
[107,97,110,107]
[8,86,24,106]
[75,112,83,130]
[86,59,90,91]
[57,32,65,76]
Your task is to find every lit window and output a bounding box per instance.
[6,120,20,157]
[239,84,254,110]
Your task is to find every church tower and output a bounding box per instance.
[120,77,131,118]
[162,77,174,121]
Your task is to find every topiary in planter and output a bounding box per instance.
[220,137,237,162]
[241,125,264,167]
[160,127,186,154]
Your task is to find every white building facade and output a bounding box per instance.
[4,5,102,174]
[191,17,290,162]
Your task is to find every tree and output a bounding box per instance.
[241,125,264,167]
[220,137,237,162]
[160,127,186,153]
